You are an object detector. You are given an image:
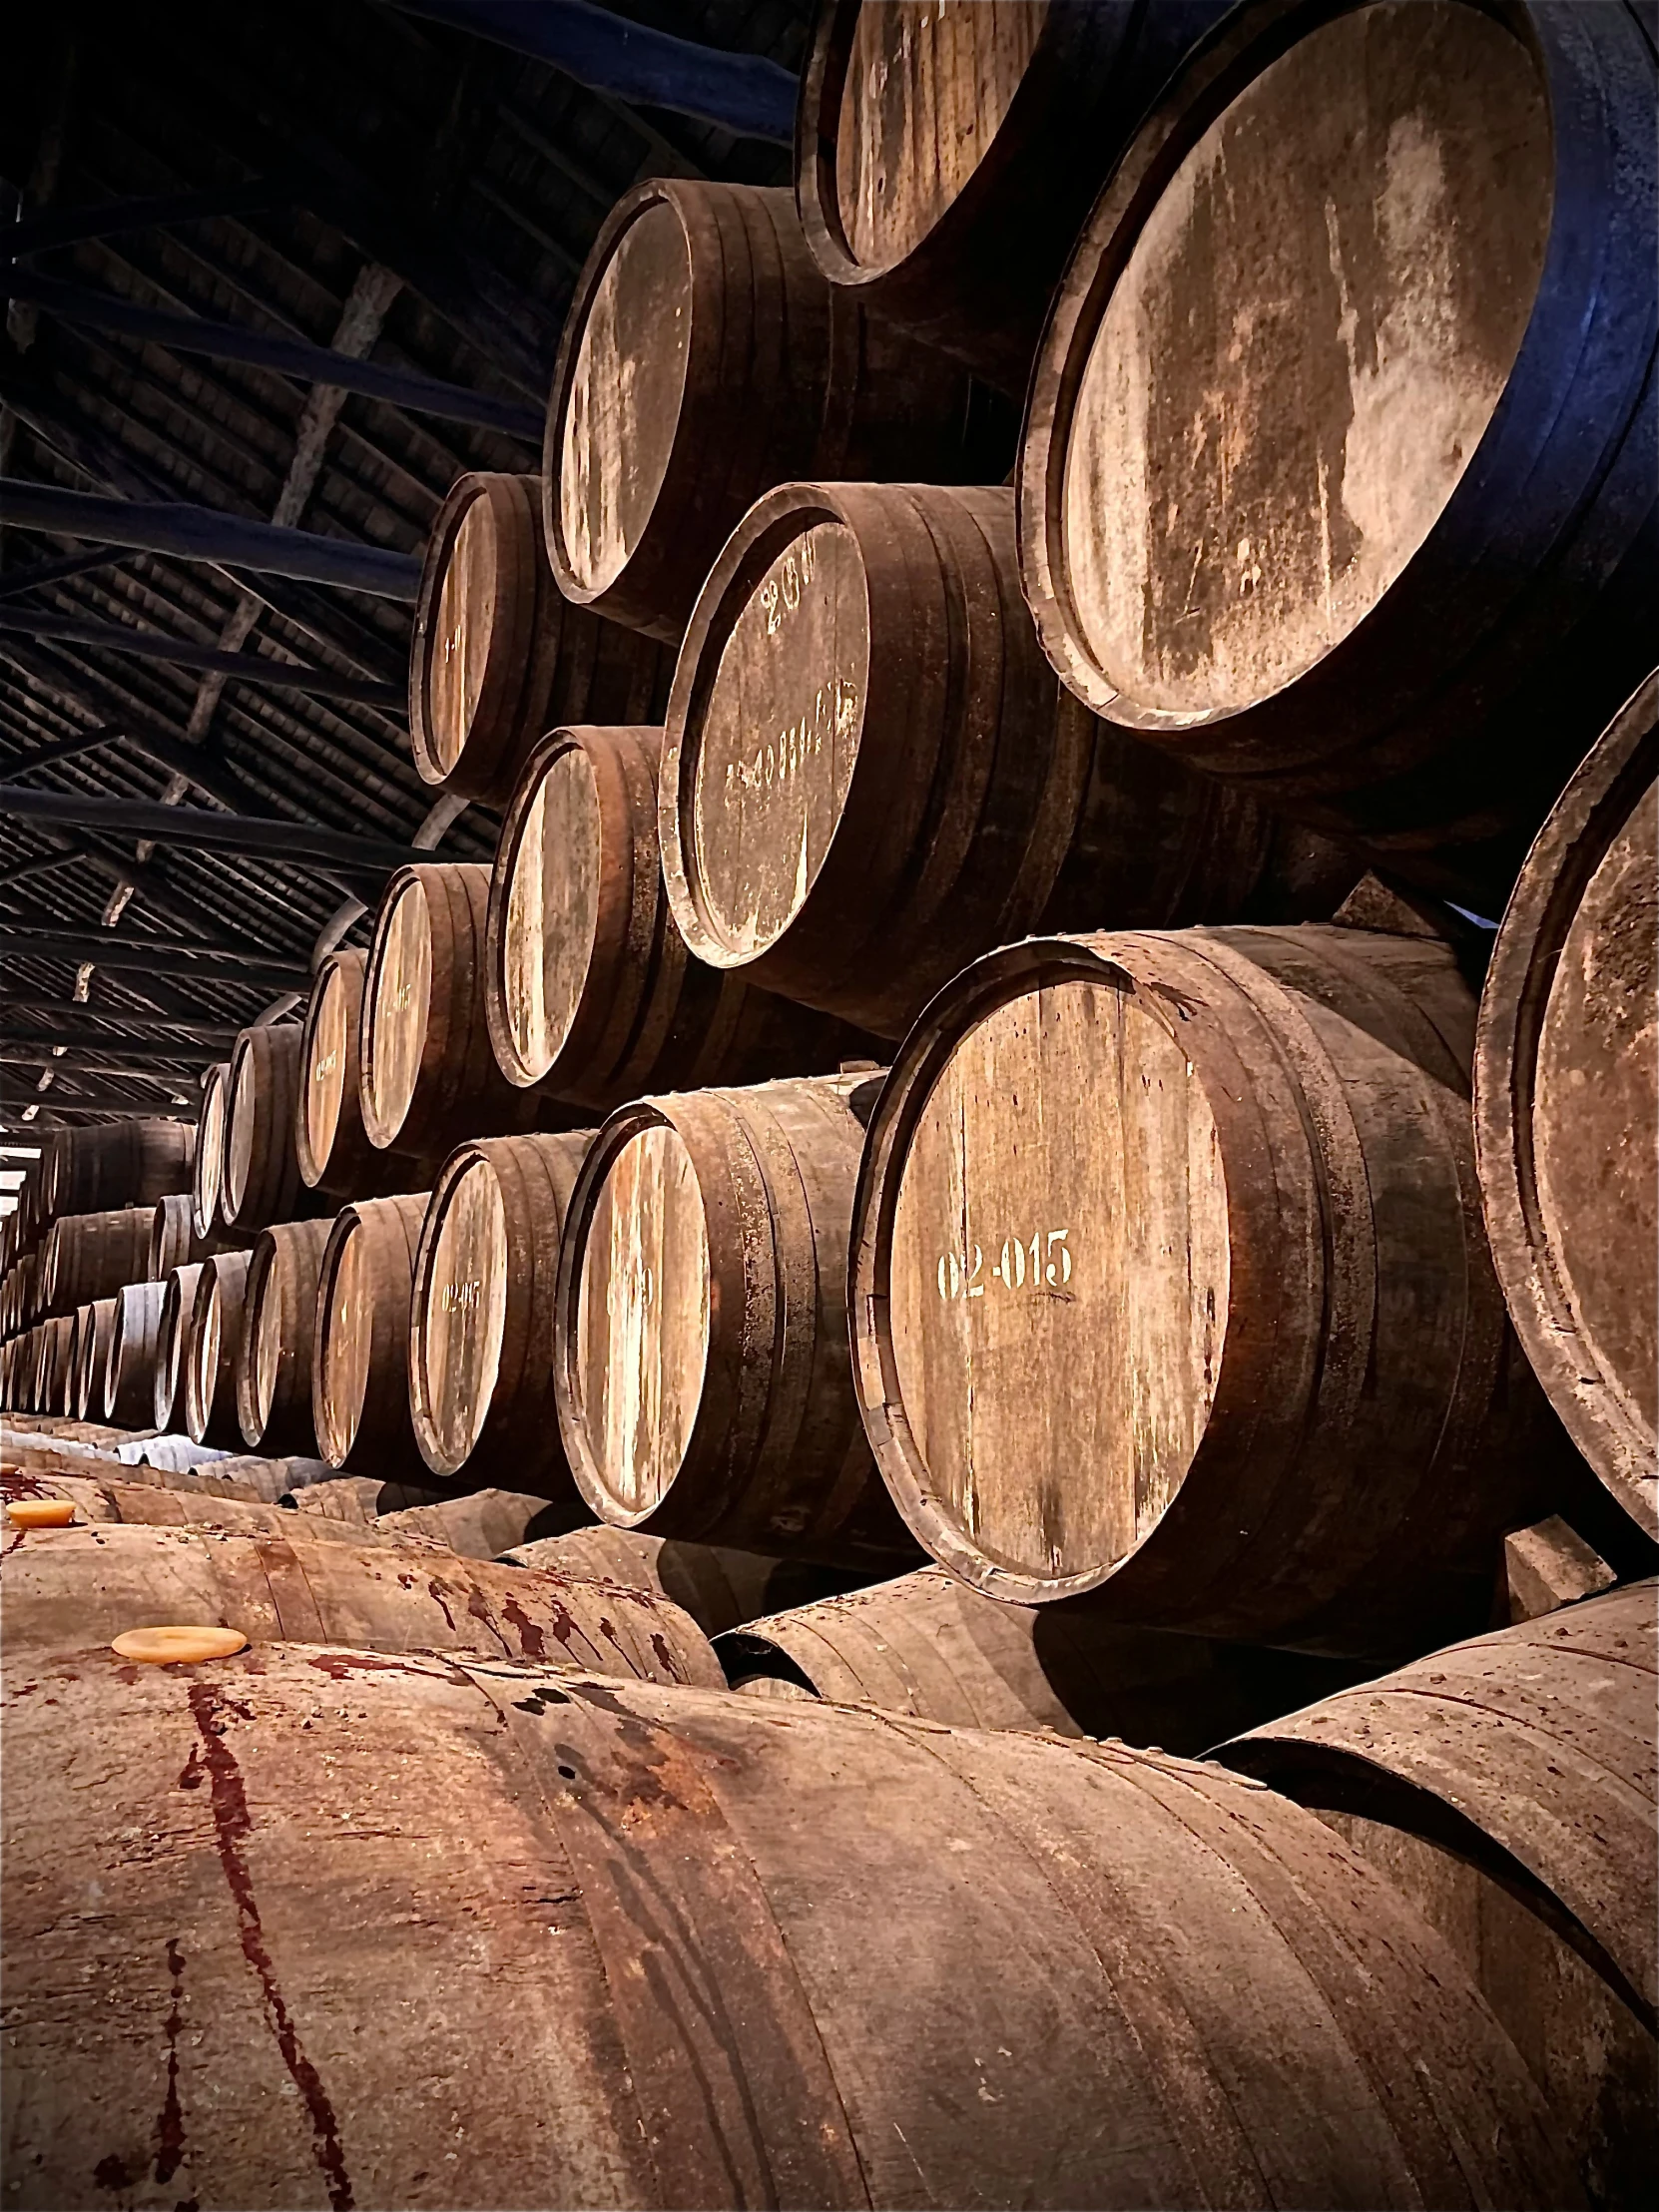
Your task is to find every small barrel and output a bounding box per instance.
[296,947,430,1197]
[191,1060,231,1238]
[361,862,548,1157]
[543,178,994,645]
[409,1132,594,1496]
[487,722,883,1104]
[311,1191,432,1473]
[556,1074,915,1570]
[41,1115,195,1220]
[182,1249,253,1449]
[797,2,1231,394]
[662,481,1360,1034]
[38,1206,152,1320]
[4,1646,1576,2212]
[505,1526,866,1636]
[1220,1581,1658,2207]
[1018,0,1656,911]
[103,1279,166,1427]
[153,1264,205,1432]
[235,1217,332,1455]
[223,1023,311,1231]
[1475,674,1658,1538]
[407,470,674,805]
[71,1297,117,1422]
[851,921,1569,1652]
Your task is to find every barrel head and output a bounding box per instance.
[415,1152,510,1473]
[500,741,604,1081]
[302,954,352,1182]
[365,873,434,1148]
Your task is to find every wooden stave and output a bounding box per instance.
[191,1060,232,1239]
[37,1206,152,1321]
[542,178,992,644]
[103,1278,166,1427]
[407,471,673,806]
[849,921,1571,1652]
[182,1249,253,1450]
[235,1217,332,1456]
[1,1643,1579,2211]
[408,1130,595,1495]
[311,1191,432,1474]
[1473,672,1659,1537]
[223,1024,313,1232]
[661,479,1361,1035]
[556,1074,917,1571]
[796,1,1234,396]
[1016,0,1658,915]
[506,1525,868,1637]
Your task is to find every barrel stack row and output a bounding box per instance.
[6,4,1654,2207]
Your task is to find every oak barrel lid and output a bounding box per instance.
[298,953,355,1185]
[363,869,434,1148]
[224,1032,261,1222]
[411,1147,511,1472]
[494,734,606,1083]
[316,1209,372,1463]
[408,474,538,786]
[193,1063,229,1238]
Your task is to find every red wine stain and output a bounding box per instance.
[153,1937,188,2184]
[499,1596,548,1661]
[2,1529,28,1559]
[0,1470,46,1498]
[650,1631,687,1685]
[305,1650,448,1682]
[177,1744,204,1791]
[185,1683,353,2211]
[93,2152,136,2190]
[425,1579,458,1632]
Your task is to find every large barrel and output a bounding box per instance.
[152,1263,205,1432]
[662,480,1360,1034]
[1018,0,1657,911]
[190,1060,231,1239]
[235,1217,331,1455]
[1221,1581,1658,2209]
[556,1074,915,1570]
[285,1472,451,1525]
[375,1487,594,1558]
[2,1521,722,1686]
[506,1525,865,1636]
[223,1023,312,1231]
[311,1191,430,1472]
[295,947,428,1197]
[797,2,1232,394]
[850,920,1567,1652]
[361,861,550,1157]
[1,1645,1577,2212]
[38,1206,151,1320]
[407,471,674,805]
[70,1297,116,1422]
[182,1248,252,1449]
[542,178,994,645]
[41,1115,194,1220]
[487,722,882,1103]
[408,1131,593,1494]
[103,1279,166,1427]
[1474,674,1657,1538]
[35,1315,75,1416]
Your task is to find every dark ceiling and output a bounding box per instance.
[0,0,811,1129]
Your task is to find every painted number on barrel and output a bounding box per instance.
[936,1231,1072,1300]
[440,1279,482,1315]
[760,536,816,636]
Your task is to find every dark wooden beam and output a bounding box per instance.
[0,1043,198,1079]
[0,479,422,600]
[5,182,284,259]
[0,924,308,987]
[0,785,421,870]
[0,1027,218,1064]
[0,548,132,601]
[0,722,125,776]
[0,992,242,1042]
[0,606,405,707]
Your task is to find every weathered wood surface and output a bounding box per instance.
[311,1192,431,1474]
[487,722,880,1103]
[544,178,994,642]
[71,1297,117,1421]
[410,1131,594,1498]
[148,1190,246,1280]
[558,1074,916,1569]
[286,1473,450,1524]
[6,1472,458,1547]
[34,1316,76,1417]
[852,921,1569,1651]
[375,1488,595,1559]
[1,1521,722,1687]
[152,1264,205,1433]
[189,1061,231,1240]
[407,471,672,805]
[662,480,1359,1033]
[1019,0,1657,910]
[41,1116,194,1221]
[1474,674,1658,1538]
[296,949,430,1199]
[235,1219,331,1457]
[0,1646,1578,2211]
[223,1024,314,1233]
[183,1251,252,1451]
[102,1280,165,1426]
[798,2,1231,392]
[38,1206,151,1319]
[507,1524,865,1636]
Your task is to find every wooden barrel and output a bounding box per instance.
[191,1060,231,1238]
[64,1305,94,1420]
[40,1115,194,1219]
[182,1249,252,1449]
[407,471,675,806]
[487,723,884,1102]
[2,1646,1577,2211]
[361,862,551,1157]
[1018,0,1657,913]
[408,1131,594,1494]
[70,1297,116,1422]
[235,1218,331,1455]
[296,947,430,1197]
[506,1526,866,1636]
[376,1487,593,1558]
[717,1564,1354,1749]
[797,2,1233,394]
[1221,1580,1658,2208]
[223,1023,311,1231]
[850,920,1570,1652]
[287,1473,451,1524]
[103,1279,166,1427]
[38,1205,151,1320]
[662,481,1361,1034]
[2,1520,723,1686]
[556,1074,916,1570]
[1474,674,1657,1538]
[542,178,995,646]
[36,1314,75,1416]
[149,1189,246,1279]
[311,1191,430,1473]
[152,1264,204,1432]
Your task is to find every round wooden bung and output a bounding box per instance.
[6,1499,76,1529]
[193,1061,230,1239]
[109,1624,249,1665]
[1474,673,1659,1537]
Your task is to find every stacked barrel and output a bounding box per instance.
[6,6,1654,2206]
